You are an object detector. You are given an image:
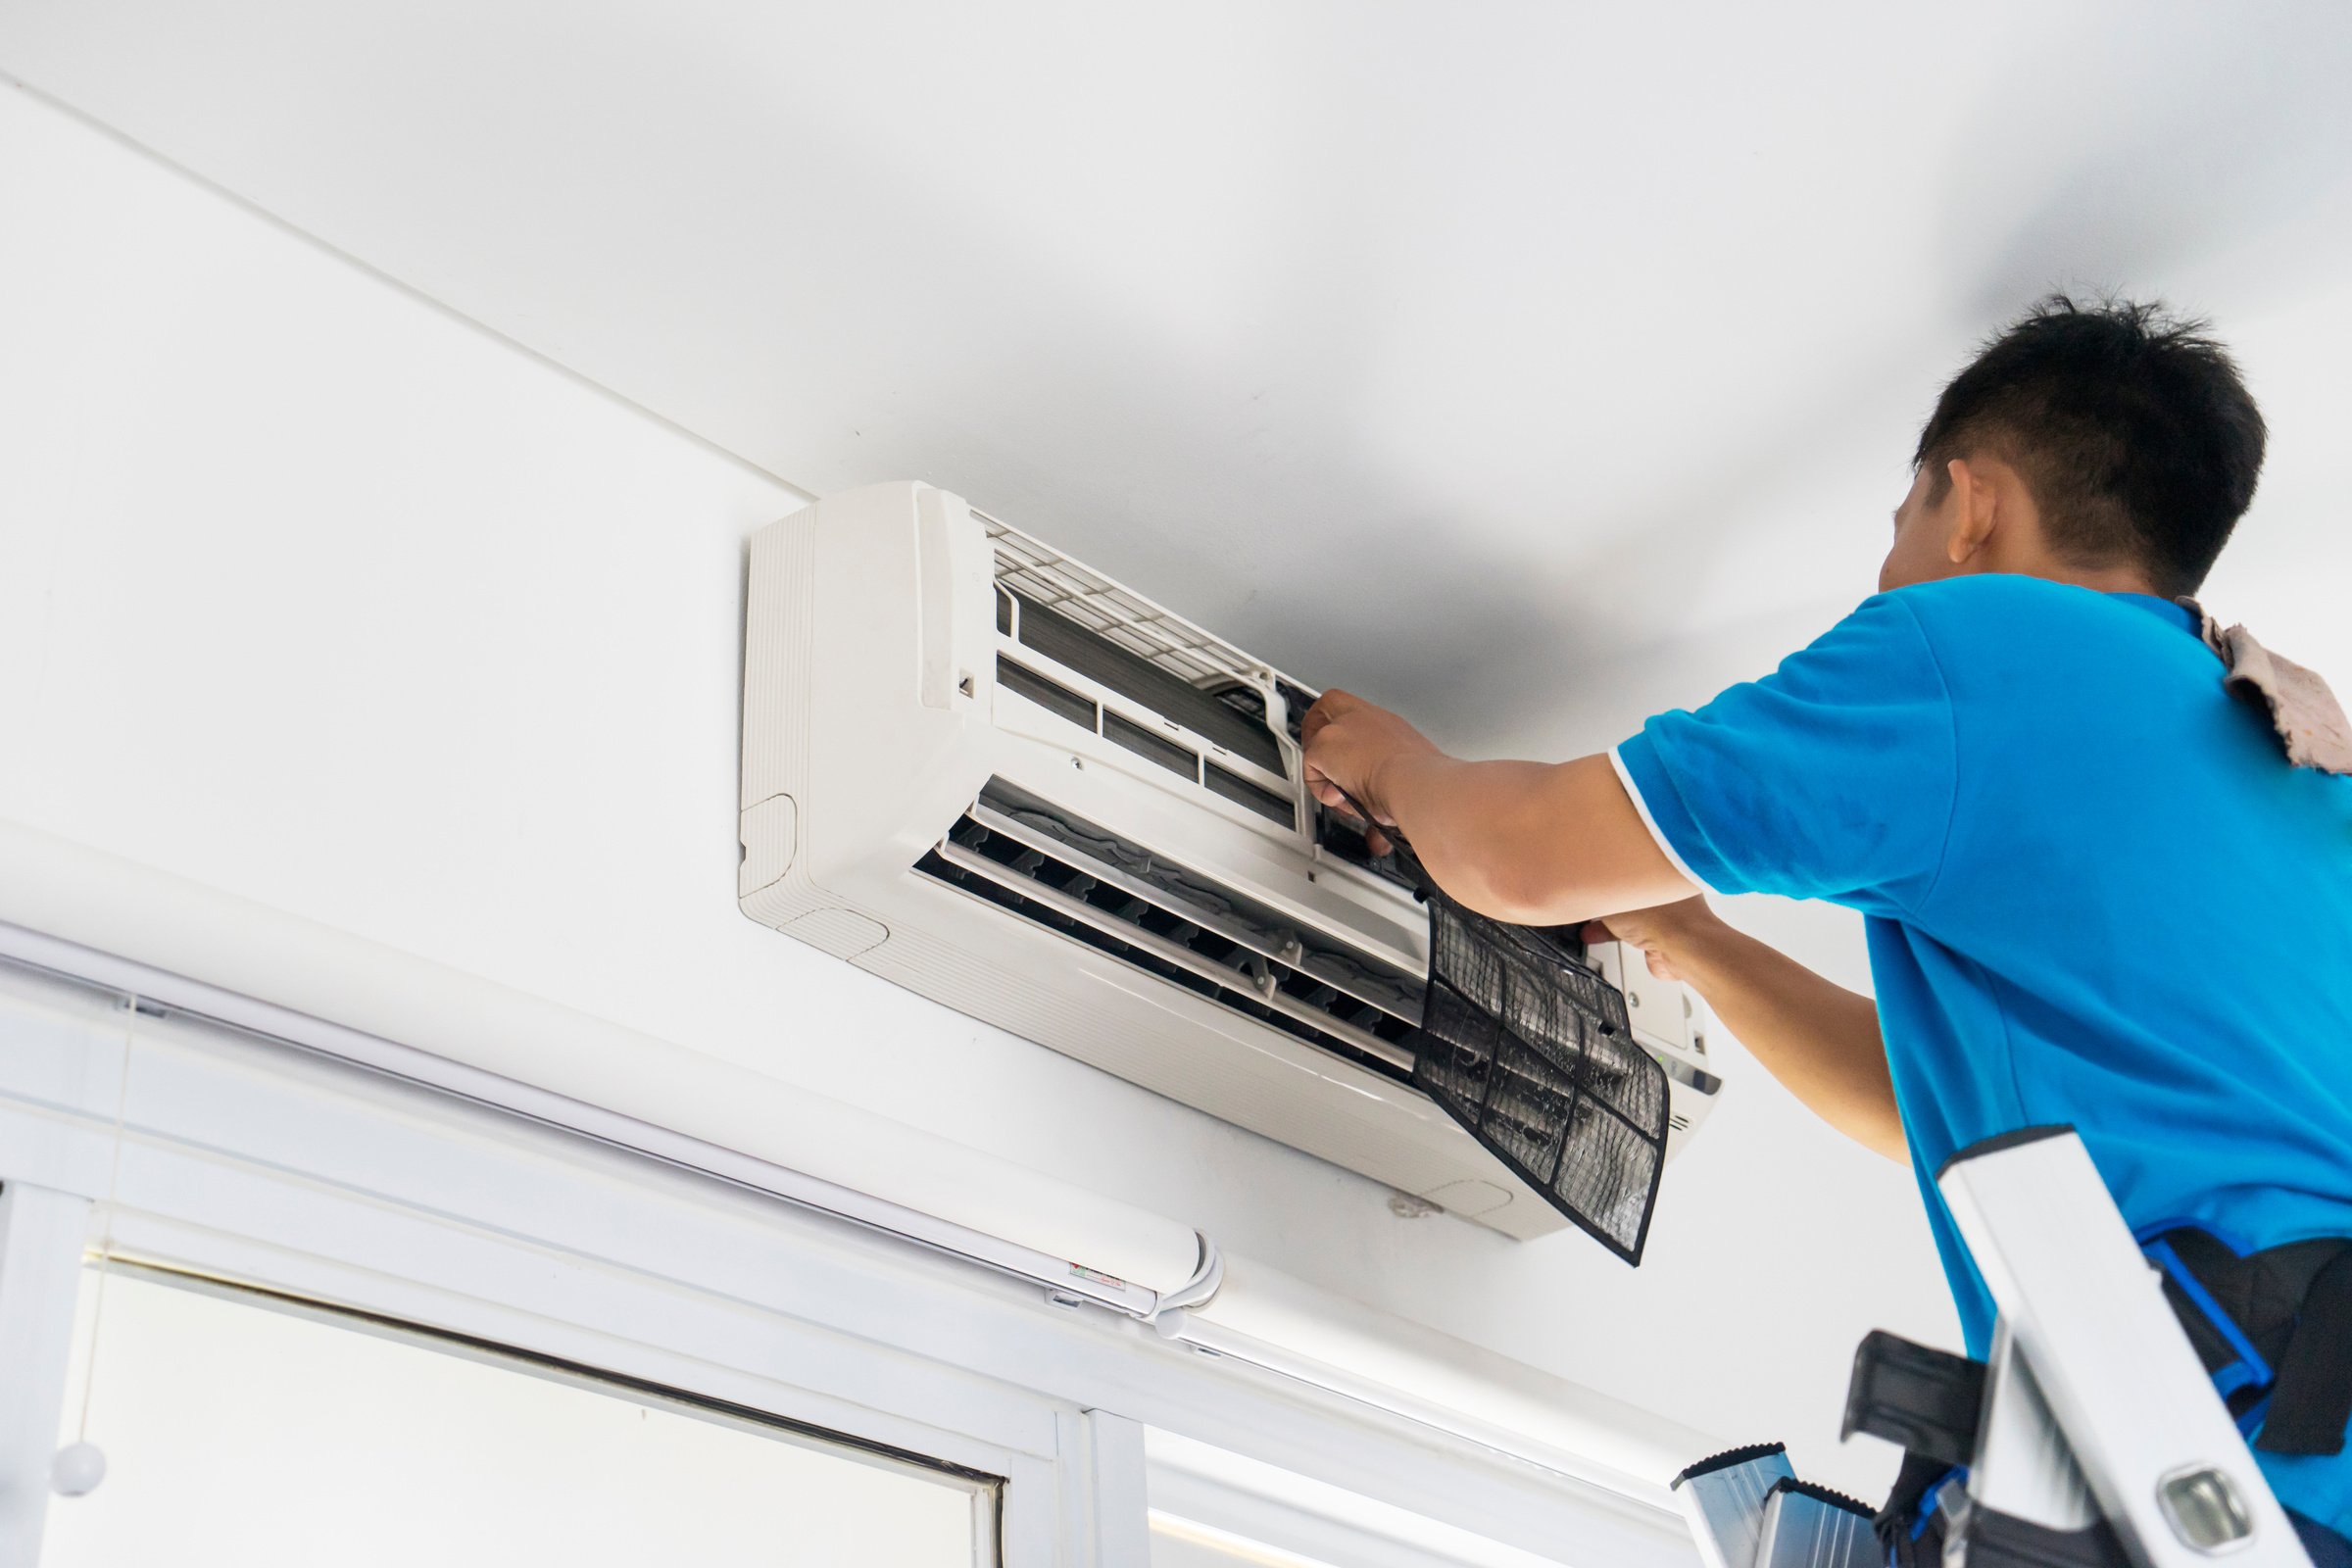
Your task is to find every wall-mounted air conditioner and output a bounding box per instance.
[739,482,1720,1239]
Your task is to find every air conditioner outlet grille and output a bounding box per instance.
[914,826,1592,1159]
[969,782,1425,1023]
[916,811,1424,1086]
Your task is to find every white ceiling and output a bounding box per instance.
[7,1,2351,752]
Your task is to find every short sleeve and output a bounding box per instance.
[1612,592,1957,912]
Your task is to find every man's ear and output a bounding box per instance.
[1942,457,2000,567]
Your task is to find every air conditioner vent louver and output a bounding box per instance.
[914,785,1426,1082]
[921,822,1420,1081]
[968,781,1423,1020]
[914,810,1585,1160]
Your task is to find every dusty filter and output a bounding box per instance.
[1347,803,1670,1262]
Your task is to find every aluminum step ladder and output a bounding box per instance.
[1674,1126,2318,1568]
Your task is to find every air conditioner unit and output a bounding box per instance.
[739,481,1721,1240]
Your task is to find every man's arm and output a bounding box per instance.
[1590,899,1906,1161]
[1300,690,1695,925]
[1301,689,1906,1161]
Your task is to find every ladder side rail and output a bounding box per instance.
[1970,1321,2100,1533]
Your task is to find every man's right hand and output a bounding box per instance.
[1583,896,1723,983]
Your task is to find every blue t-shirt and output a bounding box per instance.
[1614,574,2352,1532]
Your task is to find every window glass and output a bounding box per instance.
[45,1268,995,1568]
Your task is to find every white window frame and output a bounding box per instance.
[0,950,1693,1568]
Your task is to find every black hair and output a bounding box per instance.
[1913,295,2266,597]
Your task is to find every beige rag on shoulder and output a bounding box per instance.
[2178,599,2352,775]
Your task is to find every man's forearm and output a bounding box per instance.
[1665,921,1906,1160]
[1375,752,1696,925]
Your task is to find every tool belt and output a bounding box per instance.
[1865,1229,2352,1568]
[2144,1227,2352,1458]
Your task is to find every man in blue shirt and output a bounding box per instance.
[1301,298,2352,1549]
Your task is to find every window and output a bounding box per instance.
[44,1267,997,1568]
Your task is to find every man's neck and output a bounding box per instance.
[2018,560,2167,599]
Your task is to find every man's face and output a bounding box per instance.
[1879,464,1959,594]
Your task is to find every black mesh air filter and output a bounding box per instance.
[1358,807,1669,1263]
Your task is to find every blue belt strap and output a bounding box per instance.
[2142,1235,2275,1400]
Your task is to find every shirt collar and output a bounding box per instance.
[2106,591,2200,635]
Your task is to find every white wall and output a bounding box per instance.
[0,83,1956,1494]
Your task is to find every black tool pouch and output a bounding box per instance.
[2146,1228,2352,1457]
[1875,1450,1962,1568]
